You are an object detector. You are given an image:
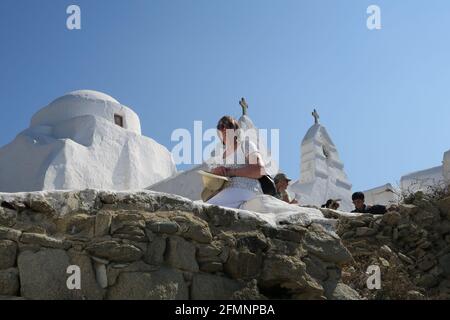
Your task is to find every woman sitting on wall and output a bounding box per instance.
[206,115,266,209]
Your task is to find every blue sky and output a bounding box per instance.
[1,0,449,191]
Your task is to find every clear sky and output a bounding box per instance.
[1,0,449,191]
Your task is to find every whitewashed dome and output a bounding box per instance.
[30,90,142,135]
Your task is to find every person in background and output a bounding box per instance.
[322,199,341,210]
[351,192,387,214]
[274,173,298,204]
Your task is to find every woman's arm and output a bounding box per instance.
[227,151,266,179]
[211,141,266,179]
[227,163,264,179]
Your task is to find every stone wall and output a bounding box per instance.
[322,192,450,299]
[0,190,358,300]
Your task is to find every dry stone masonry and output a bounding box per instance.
[0,190,357,300]
[322,191,450,299]
[2,189,449,300]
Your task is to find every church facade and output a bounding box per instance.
[0,90,176,192]
[288,112,353,212]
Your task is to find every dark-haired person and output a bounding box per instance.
[351,192,387,214]
[206,116,266,209]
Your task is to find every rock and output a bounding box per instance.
[436,221,450,235]
[0,240,17,269]
[416,273,439,289]
[0,200,26,212]
[398,253,414,265]
[393,228,399,241]
[0,207,17,227]
[63,214,95,237]
[417,254,436,272]
[165,236,199,272]
[235,231,268,253]
[18,249,72,299]
[98,192,117,205]
[302,224,353,265]
[438,253,450,276]
[0,295,25,300]
[414,209,440,227]
[110,213,146,241]
[380,245,393,256]
[113,225,147,242]
[0,268,19,296]
[379,257,390,268]
[143,236,166,265]
[231,280,267,300]
[107,267,188,300]
[94,262,108,289]
[191,273,243,300]
[91,256,109,264]
[341,231,355,239]
[106,261,159,286]
[68,250,105,299]
[437,197,450,218]
[172,214,213,244]
[20,233,70,250]
[28,196,55,214]
[86,241,143,262]
[94,211,113,237]
[268,237,305,257]
[216,231,236,247]
[200,262,223,273]
[262,225,307,243]
[303,254,329,282]
[204,205,239,227]
[349,220,367,228]
[197,243,222,263]
[260,254,314,292]
[438,279,450,298]
[445,234,450,244]
[110,213,145,234]
[224,249,262,280]
[146,221,179,235]
[382,211,401,226]
[326,282,361,300]
[406,290,425,300]
[0,226,21,241]
[219,246,230,263]
[106,265,126,287]
[399,204,420,216]
[355,227,378,237]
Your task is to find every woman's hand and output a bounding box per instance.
[211,166,228,176]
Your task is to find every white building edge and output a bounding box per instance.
[0,90,176,192]
[363,153,450,206]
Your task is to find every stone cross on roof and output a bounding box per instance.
[239,98,248,116]
[312,109,320,125]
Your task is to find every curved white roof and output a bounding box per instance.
[30,90,142,135]
[58,90,120,104]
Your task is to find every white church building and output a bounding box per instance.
[1,89,448,213]
[288,111,353,211]
[362,149,450,206]
[0,90,176,192]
